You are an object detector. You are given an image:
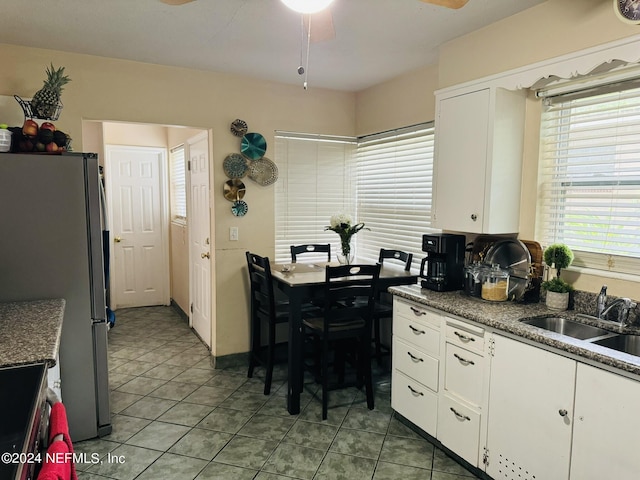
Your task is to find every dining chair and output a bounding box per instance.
[373,249,413,363]
[245,251,289,395]
[290,244,331,263]
[302,263,381,420]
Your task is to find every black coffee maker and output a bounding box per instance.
[420,233,466,291]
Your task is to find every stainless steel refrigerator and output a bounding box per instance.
[0,152,111,441]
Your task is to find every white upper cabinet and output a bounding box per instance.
[433,87,526,234]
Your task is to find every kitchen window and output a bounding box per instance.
[274,133,357,263]
[536,74,640,276]
[355,123,437,270]
[170,145,187,223]
[274,124,437,266]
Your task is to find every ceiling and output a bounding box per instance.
[0,0,546,92]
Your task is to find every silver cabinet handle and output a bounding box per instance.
[407,352,424,363]
[407,385,424,396]
[453,353,475,366]
[410,307,426,316]
[454,331,475,342]
[559,409,568,417]
[450,407,471,421]
[409,325,426,335]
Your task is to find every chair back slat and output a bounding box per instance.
[322,264,381,333]
[378,249,413,271]
[291,244,331,263]
[246,252,276,318]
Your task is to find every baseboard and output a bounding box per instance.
[212,351,249,370]
[170,299,189,322]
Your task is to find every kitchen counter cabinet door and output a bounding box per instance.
[485,334,575,480]
[570,364,640,480]
[433,87,525,234]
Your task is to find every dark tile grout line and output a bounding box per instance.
[89,306,475,480]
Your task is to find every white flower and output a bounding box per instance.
[329,213,352,229]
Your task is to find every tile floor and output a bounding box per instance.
[75,305,480,480]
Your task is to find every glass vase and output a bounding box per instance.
[337,240,354,265]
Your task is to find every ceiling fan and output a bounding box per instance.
[159,0,470,43]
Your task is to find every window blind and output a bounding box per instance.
[170,145,187,221]
[536,82,640,275]
[274,134,356,263]
[355,124,437,270]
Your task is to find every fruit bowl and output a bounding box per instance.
[14,95,63,121]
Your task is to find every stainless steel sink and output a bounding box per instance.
[591,334,640,356]
[520,316,612,340]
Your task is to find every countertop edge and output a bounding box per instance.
[0,298,65,369]
[389,285,640,377]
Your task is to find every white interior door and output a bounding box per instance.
[106,146,169,309]
[188,132,212,347]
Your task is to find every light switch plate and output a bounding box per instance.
[230,226,239,241]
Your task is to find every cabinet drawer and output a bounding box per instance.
[444,343,485,407]
[392,370,438,437]
[394,299,441,330]
[393,338,439,391]
[438,393,481,467]
[446,319,485,354]
[394,315,440,356]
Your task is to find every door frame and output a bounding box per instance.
[185,130,214,349]
[104,144,171,309]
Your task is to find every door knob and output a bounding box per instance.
[201,252,210,259]
[114,236,122,243]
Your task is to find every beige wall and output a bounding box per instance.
[2,0,639,359]
[355,64,439,135]
[353,0,640,298]
[0,43,355,358]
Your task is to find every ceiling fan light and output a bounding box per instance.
[280,0,335,14]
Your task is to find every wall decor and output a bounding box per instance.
[614,0,640,24]
[223,179,246,202]
[248,156,279,186]
[231,199,249,217]
[241,132,267,160]
[230,118,248,137]
[223,153,248,178]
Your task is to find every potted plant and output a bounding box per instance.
[541,243,575,310]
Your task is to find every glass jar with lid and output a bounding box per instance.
[481,263,509,301]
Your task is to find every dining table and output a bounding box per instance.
[270,261,419,415]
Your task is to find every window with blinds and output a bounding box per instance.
[536,80,640,275]
[170,145,187,222]
[355,124,437,270]
[274,133,356,263]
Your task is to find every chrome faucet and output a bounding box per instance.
[596,285,607,319]
[598,297,637,326]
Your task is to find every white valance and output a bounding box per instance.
[436,33,640,97]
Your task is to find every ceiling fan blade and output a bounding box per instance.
[420,0,469,9]
[303,9,335,43]
[159,0,196,5]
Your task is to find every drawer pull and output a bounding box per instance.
[410,306,427,316]
[409,325,426,335]
[453,353,475,366]
[407,385,424,396]
[558,409,568,417]
[450,407,471,422]
[454,331,475,343]
[407,351,424,363]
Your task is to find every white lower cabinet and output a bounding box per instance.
[485,334,576,480]
[391,298,442,438]
[438,317,487,467]
[570,363,640,480]
[390,297,640,480]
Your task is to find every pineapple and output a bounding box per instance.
[31,64,71,119]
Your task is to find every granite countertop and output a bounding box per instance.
[0,299,65,368]
[389,285,640,376]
